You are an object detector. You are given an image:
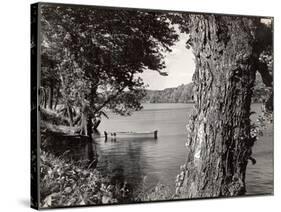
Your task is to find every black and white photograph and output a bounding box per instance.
[30,2,273,209]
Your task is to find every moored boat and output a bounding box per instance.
[104,130,158,140]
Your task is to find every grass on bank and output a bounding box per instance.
[40,151,175,208]
[40,151,132,208]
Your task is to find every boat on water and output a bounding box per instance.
[104,130,158,139]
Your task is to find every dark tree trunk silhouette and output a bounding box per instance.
[176,15,262,198]
[48,85,53,109]
[59,74,74,127]
[66,103,73,127]
[43,88,47,109]
[54,87,60,110]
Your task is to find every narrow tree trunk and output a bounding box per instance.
[80,111,88,136]
[43,89,47,109]
[176,15,260,198]
[66,103,73,127]
[79,101,92,137]
[54,87,60,110]
[59,73,73,126]
[48,85,53,109]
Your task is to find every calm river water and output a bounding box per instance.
[96,103,273,195]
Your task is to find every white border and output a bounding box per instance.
[0,0,280,211]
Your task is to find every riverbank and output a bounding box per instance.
[40,119,175,207]
[40,150,134,208]
[40,109,133,207]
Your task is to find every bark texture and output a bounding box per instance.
[176,15,260,198]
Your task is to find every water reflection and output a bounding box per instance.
[41,132,98,168]
[96,137,157,192]
[96,103,273,195]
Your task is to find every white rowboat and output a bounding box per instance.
[104,130,158,139]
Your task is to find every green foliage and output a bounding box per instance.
[40,4,178,122]
[108,89,146,115]
[252,73,272,104]
[136,183,174,202]
[40,151,131,208]
[40,107,69,126]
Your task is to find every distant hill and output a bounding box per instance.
[144,73,270,104]
[143,83,194,103]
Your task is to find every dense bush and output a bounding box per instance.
[40,107,69,126]
[40,151,131,208]
[135,183,174,202]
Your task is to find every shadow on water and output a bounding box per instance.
[40,129,147,199]
[41,131,98,168]
[96,136,159,195]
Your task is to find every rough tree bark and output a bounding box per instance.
[175,15,262,198]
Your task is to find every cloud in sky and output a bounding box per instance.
[140,32,195,90]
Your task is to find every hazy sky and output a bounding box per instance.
[140,32,195,90]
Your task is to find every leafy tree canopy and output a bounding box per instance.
[41,5,178,127]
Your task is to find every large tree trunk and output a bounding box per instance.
[176,15,260,198]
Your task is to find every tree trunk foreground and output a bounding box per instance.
[176,15,261,198]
